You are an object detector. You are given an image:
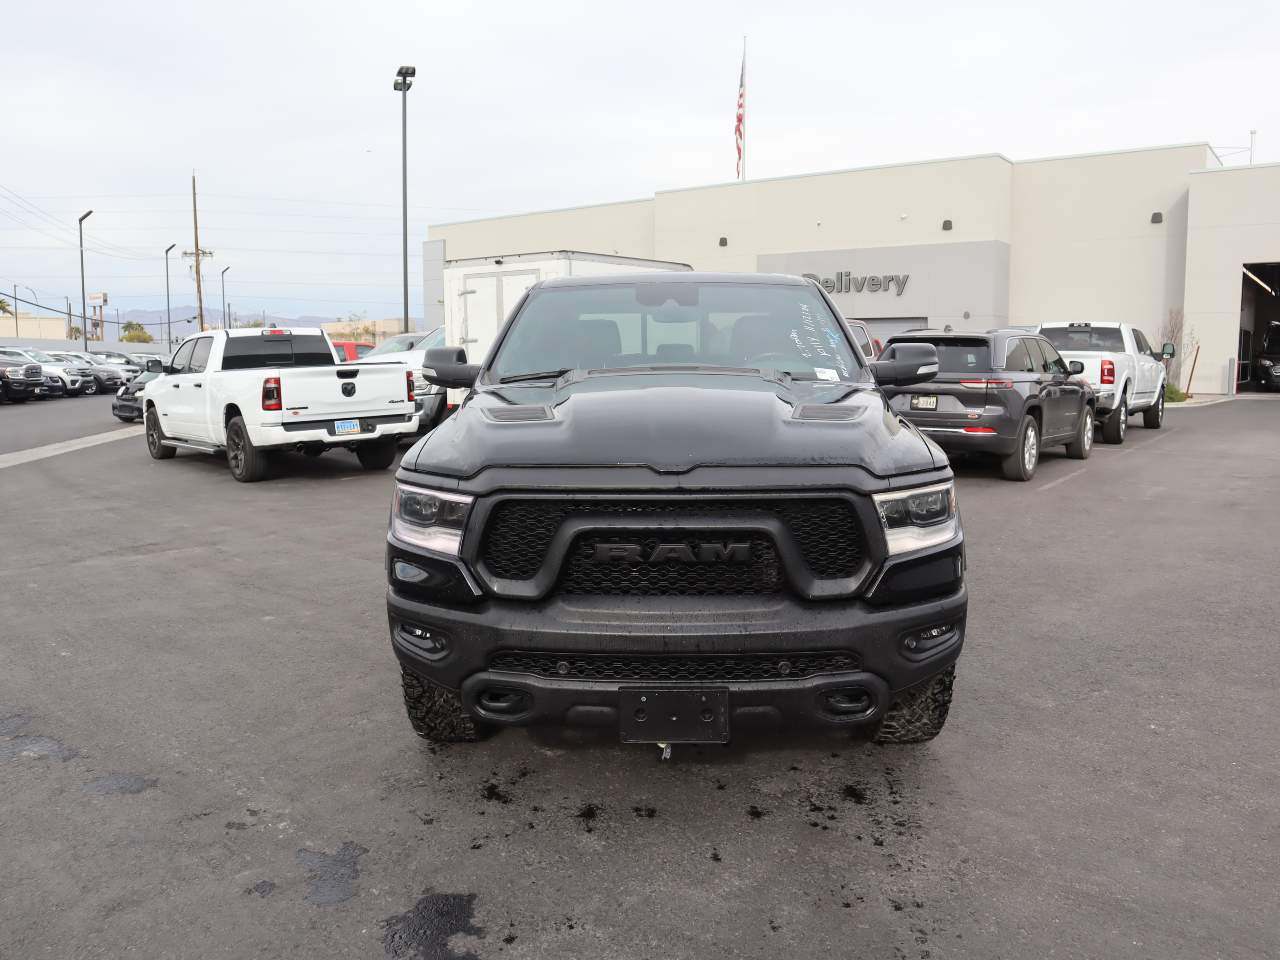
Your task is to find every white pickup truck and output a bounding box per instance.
[142,328,419,481]
[1038,321,1174,444]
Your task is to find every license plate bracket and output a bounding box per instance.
[333,418,363,435]
[619,687,730,743]
[910,395,938,410]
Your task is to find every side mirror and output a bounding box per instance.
[146,359,164,373]
[423,347,480,389]
[869,342,939,387]
[1068,360,1085,375]
[1161,342,1176,360]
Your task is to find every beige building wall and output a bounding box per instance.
[1008,144,1217,345]
[0,312,73,339]
[1183,162,1280,394]
[430,198,656,261]
[652,155,1014,272]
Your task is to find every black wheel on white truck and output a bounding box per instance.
[226,415,269,483]
[145,407,176,460]
[1101,393,1128,444]
[1143,382,1165,428]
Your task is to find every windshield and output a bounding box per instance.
[1262,321,1280,356]
[489,281,860,382]
[1041,325,1125,352]
[365,328,444,357]
[25,350,56,362]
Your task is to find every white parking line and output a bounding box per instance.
[0,426,142,471]
[1038,467,1087,492]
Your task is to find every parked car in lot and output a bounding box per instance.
[388,272,964,751]
[49,352,133,395]
[113,368,159,422]
[126,352,165,368]
[143,327,419,481]
[360,327,451,436]
[880,329,1096,481]
[0,346,89,396]
[39,374,66,398]
[1252,320,1280,390]
[1038,321,1172,443]
[331,340,374,361]
[0,359,45,403]
[91,349,145,369]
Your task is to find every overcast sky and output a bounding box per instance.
[2,0,1275,327]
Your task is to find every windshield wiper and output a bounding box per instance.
[497,367,574,384]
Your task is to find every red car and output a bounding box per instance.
[331,340,374,362]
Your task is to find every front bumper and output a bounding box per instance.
[2,380,43,399]
[113,396,143,418]
[387,566,965,738]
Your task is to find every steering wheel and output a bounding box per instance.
[745,353,799,370]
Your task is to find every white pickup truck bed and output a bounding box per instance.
[142,328,418,481]
[1038,321,1171,444]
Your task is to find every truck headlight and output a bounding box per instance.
[391,484,472,556]
[1261,359,1274,368]
[873,482,958,555]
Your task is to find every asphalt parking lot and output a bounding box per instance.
[2,395,1278,960]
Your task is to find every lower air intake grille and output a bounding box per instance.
[489,651,860,683]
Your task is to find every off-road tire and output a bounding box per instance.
[400,667,488,744]
[81,379,98,396]
[1065,405,1094,460]
[874,665,956,744]
[1000,415,1038,481]
[226,415,269,482]
[145,407,176,459]
[356,438,397,470]
[1143,387,1164,429]
[1102,395,1128,444]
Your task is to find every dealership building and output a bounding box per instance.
[427,143,1280,395]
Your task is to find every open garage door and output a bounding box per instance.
[1240,263,1280,391]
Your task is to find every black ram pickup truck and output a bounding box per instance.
[387,273,965,750]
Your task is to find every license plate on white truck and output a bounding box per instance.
[334,419,362,435]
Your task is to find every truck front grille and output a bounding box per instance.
[559,533,782,596]
[489,650,860,683]
[479,497,863,586]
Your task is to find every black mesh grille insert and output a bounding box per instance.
[559,533,781,596]
[479,497,862,582]
[489,650,860,683]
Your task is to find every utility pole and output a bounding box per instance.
[66,297,73,340]
[1249,129,1257,165]
[395,66,416,334]
[221,266,230,330]
[78,210,92,350]
[190,174,208,331]
[164,243,176,349]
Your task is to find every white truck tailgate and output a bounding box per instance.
[1057,351,1108,388]
[279,363,412,420]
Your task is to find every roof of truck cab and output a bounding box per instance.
[537,271,810,288]
[1039,320,1124,328]
[219,326,326,337]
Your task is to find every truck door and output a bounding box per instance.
[1130,328,1157,403]
[179,337,215,441]
[154,339,197,436]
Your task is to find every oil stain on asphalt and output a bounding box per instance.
[295,841,369,906]
[381,890,484,960]
[82,774,158,795]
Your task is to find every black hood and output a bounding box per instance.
[404,371,940,480]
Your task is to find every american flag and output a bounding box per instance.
[735,44,746,180]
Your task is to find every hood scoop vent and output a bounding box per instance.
[793,404,863,422]
[484,405,554,423]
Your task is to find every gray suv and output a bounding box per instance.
[880,329,1096,481]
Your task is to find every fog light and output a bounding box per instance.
[393,560,430,584]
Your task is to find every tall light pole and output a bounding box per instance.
[164,244,176,349]
[394,65,415,335]
[78,210,93,350]
[221,266,230,329]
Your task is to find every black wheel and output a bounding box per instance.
[400,667,489,744]
[356,438,397,470]
[1000,415,1039,481]
[226,415,269,482]
[145,407,176,460]
[1065,405,1094,460]
[1142,387,1164,429]
[1101,395,1128,444]
[874,665,956,744]
[81,379,98,396]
